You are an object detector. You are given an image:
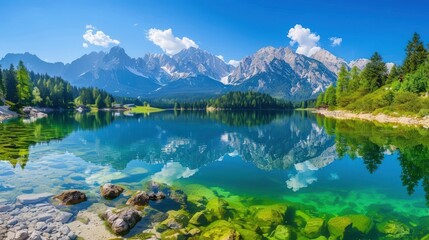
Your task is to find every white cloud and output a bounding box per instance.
[287,24,321,57]
[286,161,318,191]
[147,28,199,55]
[133,23,139,27]
[228,60,240,67]
[151,162,198,184]
[329,37,343,47]
[82,25,120,48]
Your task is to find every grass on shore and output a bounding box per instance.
[127,106,164,114]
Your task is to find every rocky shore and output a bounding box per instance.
[0,106,18,122]
[1,182,427,240]
[0,193,76,240]
[314,108,429,128]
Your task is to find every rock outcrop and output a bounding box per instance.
[100,184,124,199]
[53,190,87,205]
[102,208,142,235]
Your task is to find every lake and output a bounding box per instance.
[0,110,428,239]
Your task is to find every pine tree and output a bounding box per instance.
[95,95,105,109]
[386,65,399,84]
[5,64,18,103]
[336,65,350,100]
[403,33,427,74]
[104,95,112,108]
[347,66,361,92]
[324,85,337,107]
[32,87,42,105]
[16,61,31,106]
[0,65,4,98]
[316,92,325,107]
[361,52,387,92]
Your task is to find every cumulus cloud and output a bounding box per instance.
[329,37,343,47]
[286,161,318,191]
[287,24,321,57]
[82,25,120,48]
[147,28,199,55]
[151,162,198,184]
[228,60,240,67]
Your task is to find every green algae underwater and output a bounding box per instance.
[0,110,428,239]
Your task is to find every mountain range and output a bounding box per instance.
[0,46,393,101]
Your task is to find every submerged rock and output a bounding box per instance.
[347,214,373,234]
[126,191,150,206]
[169,189,188,207]
[160,229,187,240]
[149,192,166,201]
[269,225,294,240]
[252,205,287,233]
[236,228,263,240]
[206,197,229,221]
[200,220,241,240]
[16,193,54,204]
[304,218,325,238]
[327,216,352,239]
[376,220,410,238]
[189,211,209,226]
[160,210,190,230]
[102,208,142,235]
[100,183,124,199]
[53,190,87,205]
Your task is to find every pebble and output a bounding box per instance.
[14,230,28,240]
[7,219,18,226]
[16,193,54,204]
[29,231,42,240]
[0,202,77,240]
[0,204,13,212]
[56,212,73,224]
[37,213,53,221]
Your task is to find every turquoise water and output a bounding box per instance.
[0,111,428,238]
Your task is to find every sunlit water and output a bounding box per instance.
[0,111,428,238]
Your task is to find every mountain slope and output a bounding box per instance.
[1,46,394,101]
[310,49,349,74]
[227,47,337,100]
[0,52,65,76]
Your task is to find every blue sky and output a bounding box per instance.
[1,0,428,64]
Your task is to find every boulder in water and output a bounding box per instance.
[102,208,142,235]
[100,184,124,200]
[53,190,87,205]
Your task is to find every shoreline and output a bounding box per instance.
[0,106,18,123]
[313,108,429,128]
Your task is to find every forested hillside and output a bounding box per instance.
[316,33,429,117]
[0,61,114,110]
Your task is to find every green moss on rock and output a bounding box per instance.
[206,197,230,220]
[189,211,209,226]
[327,216,352,239]
[303,218,325,238]
[200,220,241,240]
[376,220,410,238]
[269,225,295,240]
[251,205,287,234]
[346,215,373,234]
